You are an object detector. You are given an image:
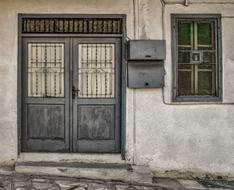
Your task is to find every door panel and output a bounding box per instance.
[72,38,121,153]
[77,105,115,140]
[22,38,70,152]
[27,105,65,140]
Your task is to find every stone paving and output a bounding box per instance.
[0,173,234,190]
[0,174,174,190]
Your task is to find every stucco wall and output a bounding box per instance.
[131,1,234,176]
[0,0,233,176]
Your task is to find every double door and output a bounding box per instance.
[21,37,121,153]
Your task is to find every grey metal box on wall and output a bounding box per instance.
[127,40,166,60]
[128,61,164,88]
[127,40,166,88]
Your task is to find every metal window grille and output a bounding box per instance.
[177,20,218,96]
[78,44,115,98]
[22,18,122,34]
[28,43,64,97]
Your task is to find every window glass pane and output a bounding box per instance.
[197,71,214,95]
[178,48,191,64]
[198,64,213,70]
[178,71,192,96]
[28,43,64,97]
[78,44,115,98]
[178,64,192,70]
[198,35,216,64]
[178,22,192,45]
[203,51,216,64]
[197,22,213,45]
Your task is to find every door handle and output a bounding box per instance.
[72,86,80,99]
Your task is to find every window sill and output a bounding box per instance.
[173,95,222,103]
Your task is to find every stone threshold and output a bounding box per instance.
[18,153,126,164]
[15,160,154,185]
[16,161,131,169]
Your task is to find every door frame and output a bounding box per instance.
[17,14,127,158]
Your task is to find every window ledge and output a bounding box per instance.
[173,96,222,103]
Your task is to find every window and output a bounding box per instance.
[172,15,222,102]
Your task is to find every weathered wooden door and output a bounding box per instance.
[21,37,121,153]
[72,38,121,152]
[22,38,70,152]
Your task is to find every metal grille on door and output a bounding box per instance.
[78,44,115,98]
[27,43,64,97]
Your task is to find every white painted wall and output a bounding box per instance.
[132,1,234,176]
[0,0,233,177]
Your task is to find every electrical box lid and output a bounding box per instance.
[127,40,166,61]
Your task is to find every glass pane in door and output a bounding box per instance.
[28,43,64,97]
[78,44,115,98]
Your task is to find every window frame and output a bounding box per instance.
[171,14,222,102]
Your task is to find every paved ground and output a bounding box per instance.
[0,173,234,190]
